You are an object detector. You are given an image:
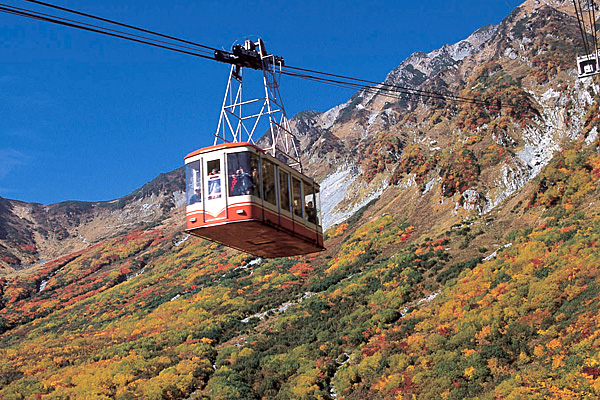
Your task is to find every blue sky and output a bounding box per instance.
[0,0,519,204]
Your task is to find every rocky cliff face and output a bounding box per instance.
[288,0,594,232]
[0,168,185,274]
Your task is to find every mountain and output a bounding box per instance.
[2,0,600,398]
[292,0,591,233]
[0,168,185,274]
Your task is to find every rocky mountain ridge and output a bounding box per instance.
[0,0,595,273]
[288,0,594,231]
[289,22,507,227]
[0,168,185,274]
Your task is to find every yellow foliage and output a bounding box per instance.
[289,371,322,400]
[564,284,587,301]
[328,223,348,239]
[476,325,492,345]
[534,345,546,358]
[358,352,383,378]
[238,347,254,358]
[552,354,565,370]
[547,338,561,350]
[113,372,134,387]
[464,366,476,379]
[462,348,476,357]
[372,375,391,391]
[519,352,530,364]
[586,358,600,368]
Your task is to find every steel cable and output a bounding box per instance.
[1,0,514,109]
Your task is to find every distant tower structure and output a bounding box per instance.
[574,0,600,78]
[213,39,301,171]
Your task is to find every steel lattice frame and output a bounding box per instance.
[213,40,302,171]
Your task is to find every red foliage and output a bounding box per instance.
[289,263,313,279]
[391,147,437,190]
[582,367,600,379]
[438,326,452,337]
[20,244,37,254]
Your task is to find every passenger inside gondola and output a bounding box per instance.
[292,178,303,218]
[185,160,202,206]
[230,168,254,195]
[238,167,254,195]
[306,201,317,224]
[207,164,221,200]
[189,188,202,204]
[228,152,259,197]
[230,170,239,194]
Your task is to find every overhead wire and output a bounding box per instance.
[589,0,599,54]
[283,71,413,101]
[0,4,217,60]
[574,0,592,55]
[585,0,599,54]
[20,0,220,53]
[283,65,490,106]
[0,3,215,57]
[1,0,507,109]
[281,70,483,106]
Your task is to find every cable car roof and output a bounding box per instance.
[184,142,263,160]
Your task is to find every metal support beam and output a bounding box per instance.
[213,39,302,172]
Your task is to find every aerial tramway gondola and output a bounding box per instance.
[184,39,325,258]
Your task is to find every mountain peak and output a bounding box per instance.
[0,168,185,271]
[521,0,579,14]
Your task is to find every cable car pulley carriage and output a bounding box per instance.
[184,38,325,258]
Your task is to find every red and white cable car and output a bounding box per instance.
[184,39,325,257]
[184,142,324,257]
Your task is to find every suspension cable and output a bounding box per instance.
[283,65,489,106]
[20,0,220,53]
[574,0,592,55]
[589,0,599,54]
[0,4,216,60]
[281,70,489,107]
[1,0,514,109]
[0,3,214,56]
[585,0,599,54]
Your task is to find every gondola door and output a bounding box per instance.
[204,154,228,222]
